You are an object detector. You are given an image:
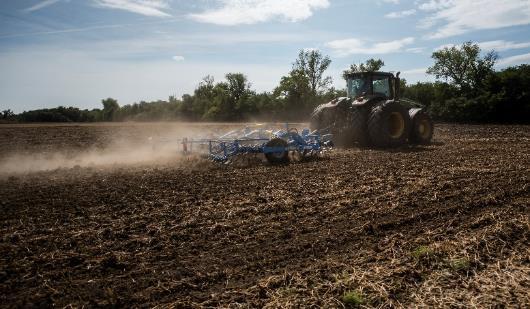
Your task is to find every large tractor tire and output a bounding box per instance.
[309,106,323,131]
[350,107,369,146]
[310,97,351,133]
[367,101,411,148]
[265,138,289,164]
[409,108,434,144]
[309,105,333,132]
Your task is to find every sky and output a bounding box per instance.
[1,0,530,112]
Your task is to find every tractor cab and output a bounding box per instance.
[345,71,400,100]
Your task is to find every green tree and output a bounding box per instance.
[293,49,332,95]
[402,82,437,107]
[190,75,216,119]
[225,73,257,117]
[427,42,497,94]
[205,73,252,120]
[195,76,215,99]
[343,58,385,78]
[274,69,313,119]
[225,73,251,103]
[2,109,15,119]
[247,92,278,120]
[204,83,231,120]
[179,94,194,119]
[101,98,119,121]
[483,64,530,122]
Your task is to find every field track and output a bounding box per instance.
[0,123,529,307]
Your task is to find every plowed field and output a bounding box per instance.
[0,123,529,308]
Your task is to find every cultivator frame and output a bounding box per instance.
[181,124,333,164]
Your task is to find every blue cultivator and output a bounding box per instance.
[182,124,333,164]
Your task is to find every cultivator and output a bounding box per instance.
[179,124,332,164]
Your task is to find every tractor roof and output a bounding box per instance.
[345,71,395,79]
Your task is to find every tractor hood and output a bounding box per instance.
[314,97,351,111]
[351,95,387,106]
[313,95,388,113]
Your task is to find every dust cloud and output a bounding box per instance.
[0,122,303,175]
[0,123,217,175]
[0,139,189,175]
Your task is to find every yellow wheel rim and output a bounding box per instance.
[389,112,405,139]
[418,119,431,139]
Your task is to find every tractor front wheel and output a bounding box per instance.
[310,105,333,132]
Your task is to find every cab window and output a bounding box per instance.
[372,76,390,97]
[347,77,370,97]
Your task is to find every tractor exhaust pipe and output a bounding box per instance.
[395,71,401,100]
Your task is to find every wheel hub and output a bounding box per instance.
[418,119,431,139]
[388,112,405,139]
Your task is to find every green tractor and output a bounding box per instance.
[310,71,434,147]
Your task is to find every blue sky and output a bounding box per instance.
[1,0,530,112]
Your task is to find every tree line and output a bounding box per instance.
[3,42,529,124]
[404,42,529,123]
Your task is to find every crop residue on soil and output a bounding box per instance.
[0,123,529,308]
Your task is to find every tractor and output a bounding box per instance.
[310,71,434,147]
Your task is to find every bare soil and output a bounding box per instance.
[0,123,529,308]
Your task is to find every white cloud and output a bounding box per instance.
[93,0,171,17]
[189,0,330,25]
[496,52,530,67]
[172,55,184,61]
[417,0,530,39]
[385,9,416,18]
[402,68,428,74]
[406,47,425,53]
[24,0,172,17]
[433,43,455,51]
[418,0,451,12]
[325,37,415,56]
[24,0,62,12]
[434,40,530,52]
[382,0,400,4]
[478,40,530,52]
[400,67,433,83]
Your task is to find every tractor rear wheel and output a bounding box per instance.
[265,138,289,164]
[409,108,433,144]
[367,101,411,148]
[350,107,369,146]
